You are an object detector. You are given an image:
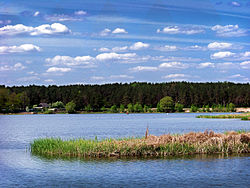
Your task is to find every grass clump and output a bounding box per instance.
[31,131,250,158]
[197,113,250,120]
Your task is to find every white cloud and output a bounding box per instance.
[162,74,186,79]
[157,26,204,35]
[44,79,54,82]
[99,28,111,36]
[216,62,237,69]
[98,47,110,52]
[129,66,158,72]
[198,62,215,68]
[156,45,177,51]
[231,1,240,7]
[112,46,128,52]
[229,74,243,78]
[0,23,70,36]
[110,75,134,79]
[45,14,82,22]
[46,67,71,73]
[0,20,11,24]
[208,42,232,50]
[211,25,247,37]
[112,28,128,34]
[129,42,149,50]
[243,51,250,57]
[159,62,189,69]
[211,51,235,59]
[91,76,105,80]
[0,63,26,71]
[74,10,87,15]
[0,44,41,54]
[46,55,94,66]
[96,52,136,61]
[33,11,40,17]
[240,61,250,69]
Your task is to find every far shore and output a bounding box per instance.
[1,107,250,115]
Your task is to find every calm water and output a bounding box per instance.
[0,113,250,187]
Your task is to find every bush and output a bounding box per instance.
[65,101,76,114]
[110,105,118,113]
[134,103,143,113]
[175,103,184,112]
[119,104,125,112]
[52,101,64,108]
[159,96,174,112]
[127,103,134,113]
[84,104,92,112]
[190,105,198,112]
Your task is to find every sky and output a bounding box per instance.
[0,0,249,86]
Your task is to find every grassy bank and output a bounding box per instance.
[197,113,250,121]
[31,131,250,158]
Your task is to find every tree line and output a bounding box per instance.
[0,82,249,113]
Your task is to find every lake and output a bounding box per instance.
[0,113,250,187]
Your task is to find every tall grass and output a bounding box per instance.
[31,131,250,158]
[197,113,250,120]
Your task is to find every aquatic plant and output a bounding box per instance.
[31,131,250,158]
[197,113,250,120]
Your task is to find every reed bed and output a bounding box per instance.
[30,131,250,158]
[197,113,250,120]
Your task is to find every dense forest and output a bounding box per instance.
[0,82,249,112]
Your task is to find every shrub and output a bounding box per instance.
[159,96,174,112]
[175,103,184,112]
[65,101,76,113]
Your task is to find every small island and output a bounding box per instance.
[31,130,250,158]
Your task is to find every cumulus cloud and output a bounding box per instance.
[33,11,40,17]
[198,62,215,68]
[216,62,237,69]
[162,74,187,79]
[74,10,87,15]
[44,79,54,82]
[129,42,149,50]
[46,67,71,73]
[98,47,110,52]
[0,23,70,36]
[211,51,235,59]
[0,44,41,54]
[96,52,136,61]
[110,75,134,79]
[159,62,189,69]
[129,66,158,72]
[211,25,247,37]
[99,28,111,36]
[208,42,232,50]
[157,26,204,35]
[112,28,128,34]
[0,63,26,71]
[45,55,94,66]
[240,61,250,69]
[17,76,40,82]
[112,46,128,52]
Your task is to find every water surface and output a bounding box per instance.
[0,113,249,187]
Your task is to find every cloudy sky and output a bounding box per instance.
[0,0,249,85]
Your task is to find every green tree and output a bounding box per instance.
[206,105,210,112]
[127,103,134,113]
[65,101,76,113]
[157,103,162,112]
[228,103,235,112]
[52,101,64,108]
[143,105,149,113]
[159,96,174,112]
[119,104,125,112]
[190,105,198,112]
[134,103,143,113]
[85,104,92,112]
[175,103,184,112]
[110,105,118,113]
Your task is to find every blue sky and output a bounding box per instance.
[0,0,249,85]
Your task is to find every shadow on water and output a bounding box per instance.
[31,152,250,163]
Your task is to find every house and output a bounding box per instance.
[39,103,49,108]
